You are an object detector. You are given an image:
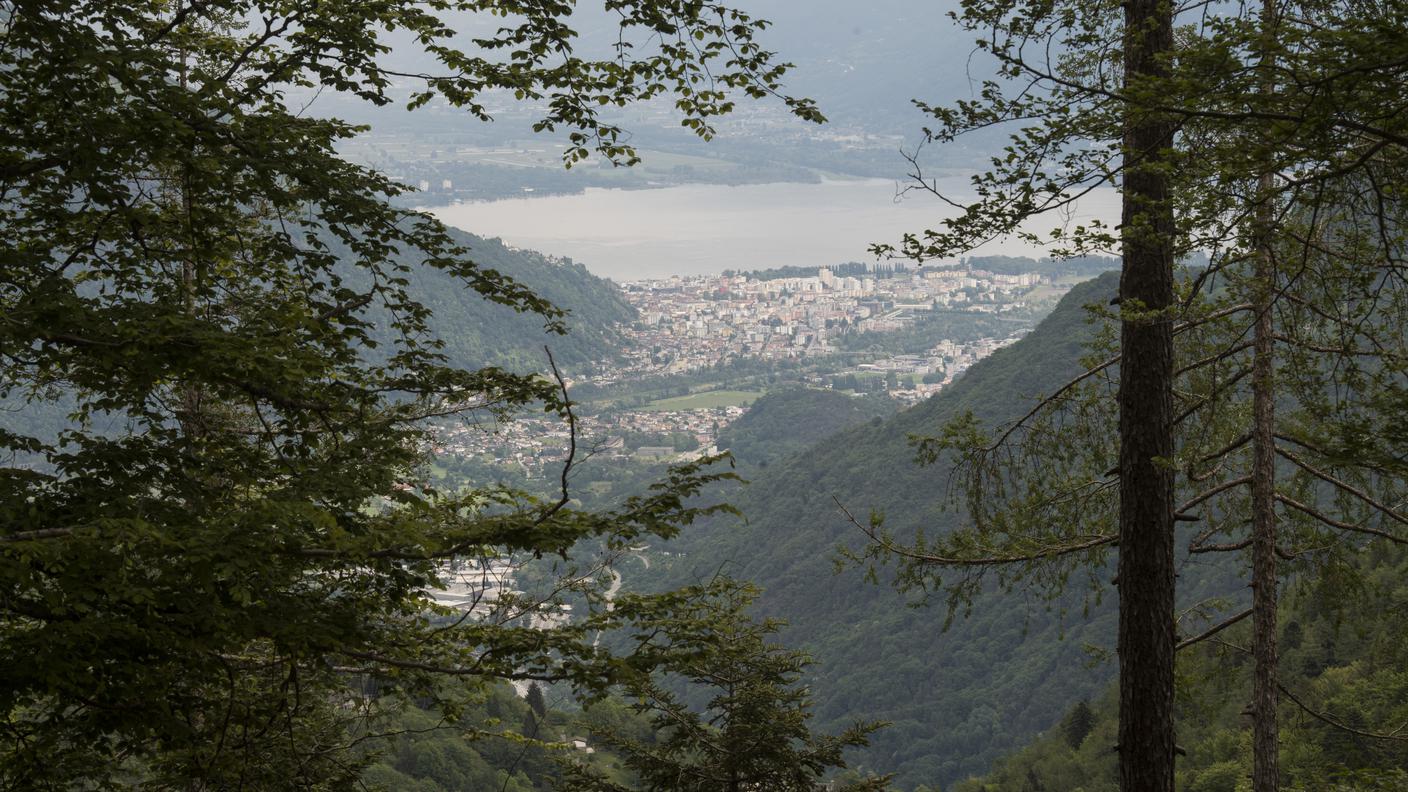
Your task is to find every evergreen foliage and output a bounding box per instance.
[361,686,566,792]
[950,549,1408,792]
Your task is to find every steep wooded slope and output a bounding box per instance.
[715,388,897,470]
[362,226,635,371]
[950,546,1408,792]
[650,273,1137,787]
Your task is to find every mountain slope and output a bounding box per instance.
[374,226,635,371]
[715,388,897,470]
[951,546,1408,792]
[650,274,1126,787]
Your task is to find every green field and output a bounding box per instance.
[641,390,763,411]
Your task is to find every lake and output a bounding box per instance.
[430,178,1119,281]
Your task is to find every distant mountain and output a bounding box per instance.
[314,1,991,141]
[741,0,976,133]
[645,272,1234,788]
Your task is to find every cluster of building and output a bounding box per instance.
[427,556,576,638]
[430,265,1057,466]
[421,264,1057,647]
[434,406,745,474]
[855,334,1025,402]
[614,265,1044,375]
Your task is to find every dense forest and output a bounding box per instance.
[953,548,1408,791]
[3,0,1406,791]
[341,228,635,371]
[714,388,897,469]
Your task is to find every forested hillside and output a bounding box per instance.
[647,273,1239,788]
[715,388,897,470]
[952,547,1408,791]
[0,228,630,447]
[357,227,634,371]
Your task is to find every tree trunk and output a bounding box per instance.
[1249,183,1279,792]
[1250,1,1281,786]
[1117,0,1178,789]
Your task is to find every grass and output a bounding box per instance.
[641,390,763,411]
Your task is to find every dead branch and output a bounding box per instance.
[1176,607,1252,651]
[1276,446,1408,529]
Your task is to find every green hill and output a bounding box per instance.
[0,228,632,449]
[715,388,898,470]
[646,272,1238,788]
[365,226,635,371]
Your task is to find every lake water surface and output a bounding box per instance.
[430,178,1119,281]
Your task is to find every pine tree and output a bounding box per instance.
[1060,700,1097,751]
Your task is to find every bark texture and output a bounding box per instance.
[1250,206,1279,792]
[1117,0,1178,789]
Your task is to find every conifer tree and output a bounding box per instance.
[856,0,1408,788]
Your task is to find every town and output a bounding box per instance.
[432,263,1068,477]
[616,263,1040,374]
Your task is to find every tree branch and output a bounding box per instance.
[1276,446,1408,529]
[836,496,1115,566]
[1176,607,1252,651]
[1275,493,1407,544]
